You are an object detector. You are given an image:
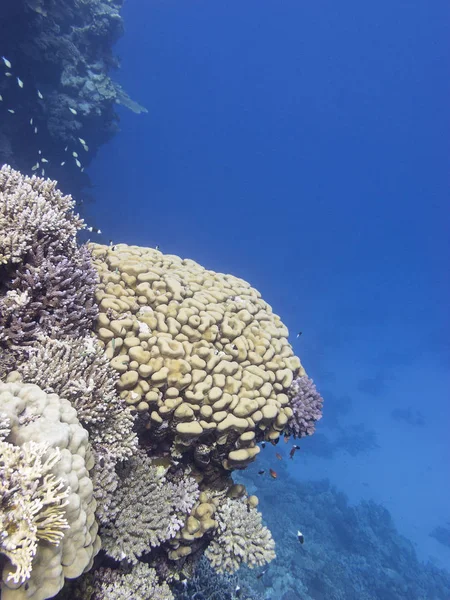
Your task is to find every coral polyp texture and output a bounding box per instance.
[0,167,324,599]
[90,242,304,471]
[0,380,100,600]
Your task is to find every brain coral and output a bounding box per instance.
[0,380,100,600]
[90,243,305,472]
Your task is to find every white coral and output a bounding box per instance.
[0,440,70,585]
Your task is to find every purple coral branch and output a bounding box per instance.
[286,375,324,438]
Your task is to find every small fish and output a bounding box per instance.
[87,226,102,234]
[82,144,89,152]
[30,117,33,125]
[289,445,301,459]
[69,107,77,115]
[37,89,43,99]
[269,468,277,479]
[64,146,68,152]
[34,127,38,134]
[275,452,282,460]
[261,441,266,449]
[7,109,14,114]
[81,167,84,172]
[155,245,160,250]
[256,569,267,580]
[72,151,78,157]
[2,56,12,69]
[258,470,265,475]
[75,158,81,168]
[235,585,242,598]
[41,168,45,176]
[78,137,86,145]
[0,94,3,101]
[38,149,42,154]
[31,163,39,171]
[17,77,23,88]
[296,331,303,338]
[60,161,65,166]
[5,72,12,77]
[284,434,291,443]
[297,530,304,544]
[41,158,48,163]
[270,437,280,446]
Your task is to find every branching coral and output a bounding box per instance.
[16,334,138,524]
[73,564,174,600]
[0,165,82,268]
[102,451,199,564]
[285,375,323,438]
[205,498,276,574]
[1,241,98,346]
[0,439,70,585]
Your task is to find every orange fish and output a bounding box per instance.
[269,468,277,479]
[284,434,290,443]
[276,453,282,460]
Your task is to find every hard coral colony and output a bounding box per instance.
[0,165,323,599]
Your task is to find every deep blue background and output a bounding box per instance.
[88,0,450,569]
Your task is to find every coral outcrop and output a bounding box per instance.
[0,0,146,195]
[90,243,303,473]
[0,167,324,599]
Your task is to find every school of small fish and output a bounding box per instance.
[1,55,93,182]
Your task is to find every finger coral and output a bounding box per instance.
[204,497,276,574]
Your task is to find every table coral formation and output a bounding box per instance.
[0,167,324,599]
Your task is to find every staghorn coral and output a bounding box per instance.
[204,497,275,574]
[0,439,70,586]
[70,564,174,600]
[0,380,100,600]
[0,167,98,365]
[101,450,199,564]
[0,165,83,268]
[1,241,98,346]
[285,375,323,438]
[17,335,137,455]
[89,242,304,473]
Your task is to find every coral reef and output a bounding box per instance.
[0,0,146,195]
[173,556,261,600]
[236,471,450,600]
[0,167,323,599]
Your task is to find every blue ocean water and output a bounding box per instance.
[5,0,442,597]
